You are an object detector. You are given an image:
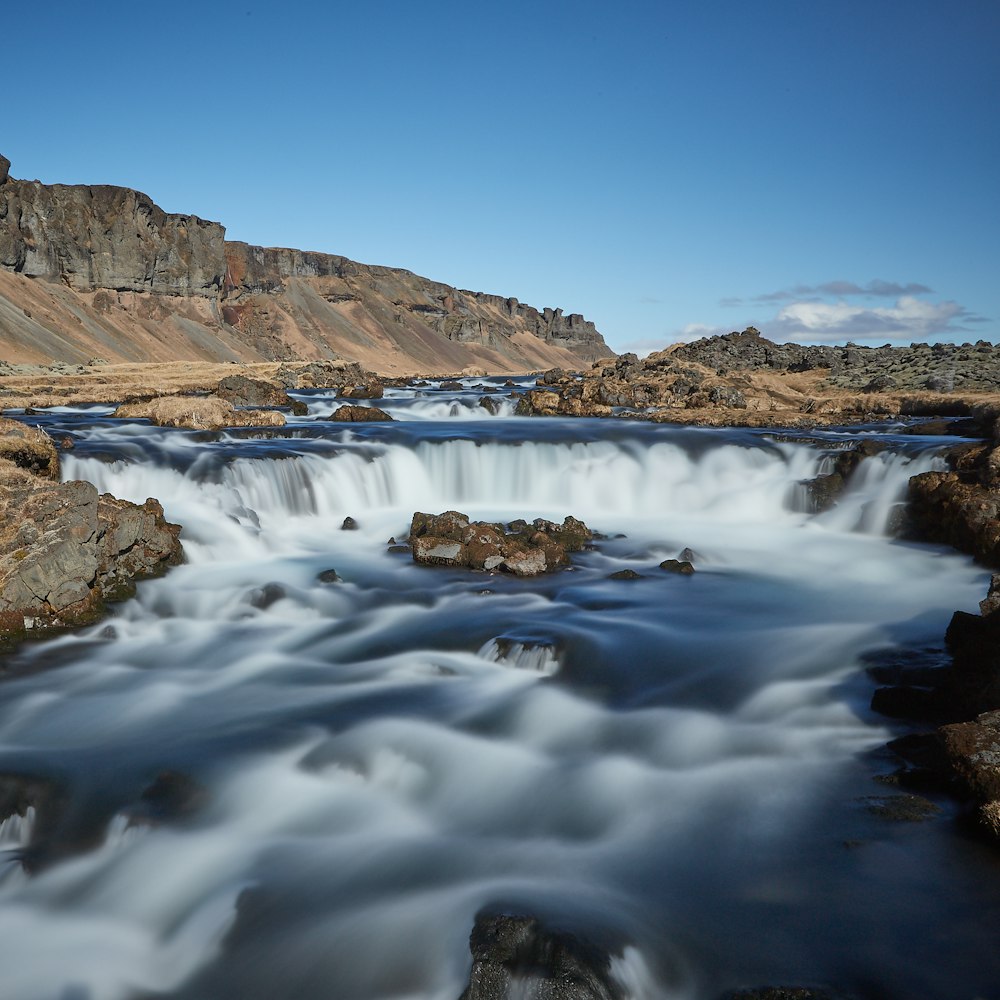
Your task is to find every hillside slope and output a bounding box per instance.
[0,154,610,373]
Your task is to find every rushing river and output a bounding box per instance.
[1,378,999,1000]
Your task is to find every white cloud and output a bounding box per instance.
[767,296,972,343]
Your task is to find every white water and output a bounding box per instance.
[0,415,992,1000]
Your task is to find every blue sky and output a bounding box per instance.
[4,0,997,354]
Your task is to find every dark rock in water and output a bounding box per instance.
[289,399,309,416]
[329,404,394,422]
[608,569,642,580]
[660,559,695,575]
[387,544,411,555]
[316,569,340,584]
[440,380,464,391]
[341,516,358,531]
[678,547,699,563]
[247,583,287,610]
[458,913,622,1000]
[409,511,594,577]
[479,395,503,415]
[870,685,944,723]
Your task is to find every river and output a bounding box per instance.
[1,378,998,1000]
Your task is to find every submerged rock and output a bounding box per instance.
[458,913,622,1000]
[409,512,593,577]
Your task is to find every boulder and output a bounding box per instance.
[339,380,384,399]
[113,394,285,430]
[329,404,394,422]
[940,710,1000,839]
[659,559,695,575]
[216,374,294,408]
[409,512,593,577]
[458,913,622,1000]
[0,461,182,639]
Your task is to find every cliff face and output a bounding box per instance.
[0,155,611,372]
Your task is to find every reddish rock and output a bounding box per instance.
[408,511,593,577]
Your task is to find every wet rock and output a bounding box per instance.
[940,711,1000,838]
[458,913,622,1000]
[608,569,642,580]
[440,380,464,391]
[861,793,942,822]
[246,583,287,610]
[328,404,394,421]
[341,516,358,530]
[479,395,502,415]
[409,511,594,577]
[659,559,695,575]
[113,394,285,430]
[316,569,341,584]
[0,416,60,480]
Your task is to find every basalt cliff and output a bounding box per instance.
[0,154,609,373]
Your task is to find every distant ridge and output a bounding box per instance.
[0,154,611,372]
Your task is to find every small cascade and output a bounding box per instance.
[0,806,34,847]
[478,638,561,675]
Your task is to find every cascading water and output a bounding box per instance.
[0,400,997,1000]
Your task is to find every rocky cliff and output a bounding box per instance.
[0,154,610,372]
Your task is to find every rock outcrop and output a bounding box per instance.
[0,456,182,640]
[458,913,622,1000]
[512,329,1000,427]
[409,511,593,576]
[0,155,610,373]
[113,394,286,430]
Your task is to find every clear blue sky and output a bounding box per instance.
[4,0,998,353]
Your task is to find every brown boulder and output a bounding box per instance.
[329,404,394,422]
[941,710,1000,839]
[339,380,384,399]
[113,394,286,430]
[216,374,293,408]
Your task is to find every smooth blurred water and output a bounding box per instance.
[1,388,998,1000]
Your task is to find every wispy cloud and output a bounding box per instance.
[738,279,935,306]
